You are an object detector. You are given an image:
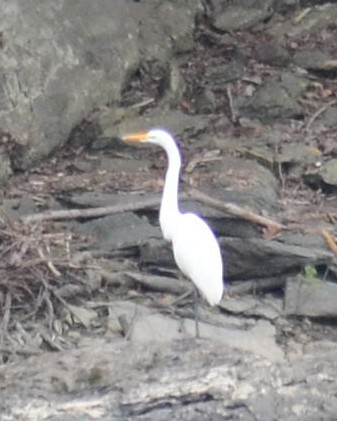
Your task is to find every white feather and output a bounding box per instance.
[171,212,223,305]
[123,128,224,306]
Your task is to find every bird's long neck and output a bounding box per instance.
[159,139,181,241]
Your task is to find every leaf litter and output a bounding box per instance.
[0,214,126,361]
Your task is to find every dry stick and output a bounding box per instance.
[0,291,12,344]
[303,99,337,130]
[22,196,163,223]
[124,271,189,295]
[226,83,238,123]
[188,189,284,231]
[130,97,155,109]
[293,7,311,24]
[22,189,282,232]
[37,247,61,277]
[40,277,73,319]
[0,346,41,356]
[43,288,55,332]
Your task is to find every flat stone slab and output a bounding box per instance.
[65,212,160,251]
[284,278,337,317]
[1,333,337,421]
[111,301,284,362]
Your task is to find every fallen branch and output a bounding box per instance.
[188,189,283,233]
[0,346,41,356]
[90,268,190,297]
[22,196,163,223]
[22,188,283,234]
[124,271,190,296]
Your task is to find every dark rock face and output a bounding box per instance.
[0,1,133,167]
[0,0,201,169]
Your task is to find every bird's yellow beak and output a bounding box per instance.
[122,132,149,143]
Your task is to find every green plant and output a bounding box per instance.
[301,264,319,286]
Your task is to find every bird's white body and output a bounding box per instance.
[171,212,223,305]
[122,129,224,306]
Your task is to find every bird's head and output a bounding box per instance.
[122,129,174,148]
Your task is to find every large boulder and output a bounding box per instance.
[0,0,201,169]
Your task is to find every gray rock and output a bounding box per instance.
[255,39,290,67]
[285,277,337,317]
[222,238,332,279]
[275,0,300,14]
[97,301,285,361]
[277,232,328,250]
[58,191,159,209]
[316,159,337,187]
[0,0,202,169]
[140,239,175,269]
[212,0,274,31]
[204,59,245,84]
[193,88,217,114]
[293,50,333,71]
[98,108,210,143]
[68,212,160,251]
[219,295,282,321]
[276,143,322,167]
[1,335,337,420]
[238,75,304,122]
[315,105,337,128]
[304,159,337,191]
[1,1,136,168]
[138,0,201,58]
[268,3,337,38]
[140,237,332,281]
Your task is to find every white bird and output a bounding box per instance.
[122,129,224,336]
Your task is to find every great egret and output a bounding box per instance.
[122,129,224,336]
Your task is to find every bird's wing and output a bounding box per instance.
[171,212,224,305]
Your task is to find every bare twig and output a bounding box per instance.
[37,247,61,277]
[188,189,283,233]
[0,292,12,344]
[22,188,283,235]
[43,289,55,332]
[169,290,194,306]
[40,331,64,351]
[130,98,155,109]
[0,346,41,356]
[21,197,163,223]
[226,83,238,123]
[124,271,189,296]
[303,99,337,130]
[185,152,221,174]
[124,306,138,341]
[293,7,311,24]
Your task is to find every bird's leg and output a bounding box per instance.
[193,287,200,338]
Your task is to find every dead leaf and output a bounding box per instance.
[321,229,337,256]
